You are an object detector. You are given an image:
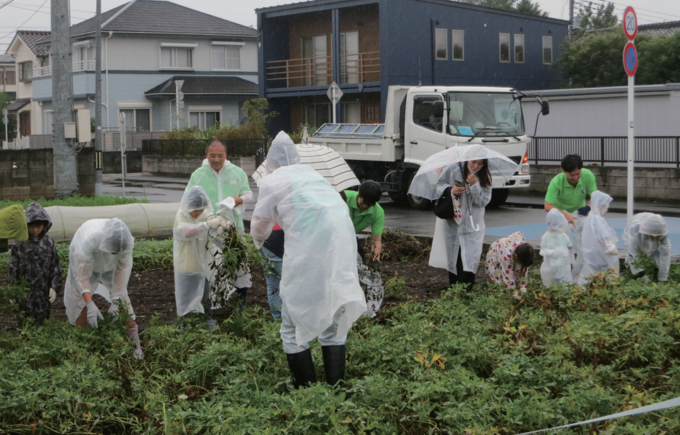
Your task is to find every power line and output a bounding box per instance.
[0,0,16,10]
[11,0,93,14]
[583,0,680,22]
[0,0,48,42]
[8,3,91,19]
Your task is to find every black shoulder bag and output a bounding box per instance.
[434,186,454,219]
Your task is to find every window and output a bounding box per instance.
[452,29,464,61]
[412,95,444,132]
[435,28,447,60]
[119,108,151,131]
[543,36,553,64]
[211,43,242,70]
[499,33,510,63]
[514,34,524,63]
[304,103,331,127]
[302,36,328,86]
[342,101,361,123]
[340,31,359,84]
[161,46,193,69]
[19,61,33,82]
[0,71,15,85]
[446,91,525,137]
[189,112,221,130]
[43,110,53,135]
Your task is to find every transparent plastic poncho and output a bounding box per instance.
[173,186,214,316]
[64,219,135,325]
[623,212,671,281]
[579,191,619,283]
[539,209,573,286]
[250,163,366,347]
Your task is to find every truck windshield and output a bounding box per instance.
[446,92,525,137]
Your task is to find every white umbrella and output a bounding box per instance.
[252,142,360,193]
[408,144,519,200]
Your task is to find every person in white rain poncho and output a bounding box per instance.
[173,186,230,319]
[623,213,671,282]
[186,139,253,309]
[568,207,589,282]
[64,219,143,359]
[578,191,619,285]
[429,160,492,291]
[250,132,366,388]
[540,209,573,286]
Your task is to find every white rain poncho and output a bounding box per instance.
[173,186,214,316]
[540,209,573,286]
[623,213,671,281]
[186,157,252,232]
[578,191,619,284]
[429,163,492,275]
[64,219,135,325]
[250,134,366,347]
[568,209,588,282]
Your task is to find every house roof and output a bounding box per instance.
[256,0,568,25]
[639,20,680,38]
[5,98,31,113]
[0,53,15,64]
[40,0,256,44]
[145,76,259,97]
[8,31,51,57]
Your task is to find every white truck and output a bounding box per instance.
[311,86,550,208]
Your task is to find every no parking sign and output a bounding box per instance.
[623,6,637,225]
[623,42,638,77]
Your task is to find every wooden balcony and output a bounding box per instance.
[266,51,380,88]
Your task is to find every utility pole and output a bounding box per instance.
[569,0,575,37]
[94,0,103,195]
[51,0,78,197]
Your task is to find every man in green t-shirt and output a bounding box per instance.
[343,181,385,265]
[544,154,598,226]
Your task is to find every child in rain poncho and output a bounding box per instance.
[539,209,573,287]
[623,213,671,282]
[173,186,229,319]
[64,219,143,359]
[250,131,366,389]
[569,207,589,282]
[7,202,62,326]
[578,191,619,285]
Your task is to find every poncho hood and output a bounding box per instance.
[25,202,52,239]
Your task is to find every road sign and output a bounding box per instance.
[623,42,638,77]
[327,82,343,104]
[2,108,7,117]
[623,6,637,40]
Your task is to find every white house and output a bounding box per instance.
[31,0,258,135]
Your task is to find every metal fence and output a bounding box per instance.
[529,137,680,167]
[142,138,267,164]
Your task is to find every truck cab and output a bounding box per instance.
[312,85,541,209]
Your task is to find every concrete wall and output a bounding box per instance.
[0,148,95,200]
[527,164,680,201]
[103,150,142,174]
[143,155,256,177]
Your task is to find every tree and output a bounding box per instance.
[0,92,17,141]
[577,2,617,30]
[553,31,680,88]
[514,0,549,17]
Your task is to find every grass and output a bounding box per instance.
[0,195,148,210]
[1,264,680,434]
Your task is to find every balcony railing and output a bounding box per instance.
[266,51,380,88]
[32,60,95,77]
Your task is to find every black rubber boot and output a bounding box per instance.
[286,349,317,389]
[235,288,248,311]
[322,345,346,386]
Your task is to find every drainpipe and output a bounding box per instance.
[0,66,5,93]
[105,31,113,129]
[169,98,175,130]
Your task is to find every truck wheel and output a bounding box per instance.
[406,171,431,210]
[487,188,509,208]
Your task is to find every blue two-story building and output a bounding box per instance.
[257,0,569,134]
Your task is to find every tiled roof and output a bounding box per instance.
[638,20,680,38]
[145,76,258,96]
[6,98,31,112]
[15,31,51,57]
[0,53,15,63]
[66,0,257,40]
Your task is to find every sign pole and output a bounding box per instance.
[327,82,343,124]
[332,86,337,123]
[623,6,637,226]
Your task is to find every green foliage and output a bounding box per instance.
[288,123,318,144]
[384,272,405,297]
[3,265,680,433]
[0,195,148,210]
[0,92,17,141]
[554,31,680,88]
[577,1,617,30]
[0,279,28,312]
[468,0,549,16]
